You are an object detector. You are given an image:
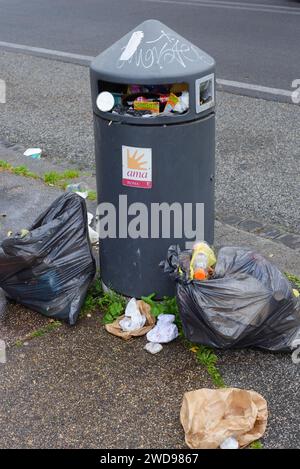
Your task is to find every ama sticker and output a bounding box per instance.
[122,145,152,189]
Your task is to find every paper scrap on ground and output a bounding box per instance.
[105,300,155,340]
[146,313,178,344]
[144,342,163,354]
[23,148,42,159]
[119,298,146,332]
[180,387,268,449]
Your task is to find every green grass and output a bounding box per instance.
[188,343,225,388]
[0,159,97,198]
[80,278,103,317]
[13,320,62,346]
[43,169,79,186]
[99,291,127,324]
[0,160,38,179]
[0,160,12,170]
[80,279,127,323]
[13,165,39,179]
[62,169,80,179]
[28,321,61,339]
[87,190,97,201]
[249,440,263,449]
[14,339,23,347]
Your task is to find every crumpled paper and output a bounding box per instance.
[105,300,155,340]
[119,298,146,332]
[180,387,268,449]
[146,313,178,343]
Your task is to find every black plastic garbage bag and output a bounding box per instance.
[162,245,300,351]
[0,193,96,325]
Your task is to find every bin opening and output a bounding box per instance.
[97,81,189,117]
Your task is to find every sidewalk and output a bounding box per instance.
[0,144,299,448]
[0,49,299,234]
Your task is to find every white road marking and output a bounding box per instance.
[0,41,295,102]
[0,41,93,62]
[140,0,300,15]
[217,79,293,99]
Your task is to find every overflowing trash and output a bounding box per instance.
[146,313,179,344]
[0,193,96,325]
[23,148,42,159]
[97,83,189,118]
[105,299,155,340]
[162,244,300,351]
[180,388,268,449]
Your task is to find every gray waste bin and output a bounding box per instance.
[90,19,215,298]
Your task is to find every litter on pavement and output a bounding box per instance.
[146,314,179,344]
[162,243,300,351]
[119,298,146,332]
[23,148,42,159]
[180,388,268,449]
[66,182,89,199]
[144,342,163,355]
[0,193,96,325]
[105,299,155,340]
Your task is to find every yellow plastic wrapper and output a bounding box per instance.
[190,241,216,279]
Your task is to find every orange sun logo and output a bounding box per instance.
[127,149,147,170]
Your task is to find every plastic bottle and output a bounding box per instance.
[189,241,216,280]
[192,252,209,280]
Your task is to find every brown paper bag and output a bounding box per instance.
[180,387,268,449]
[105,300,155,340]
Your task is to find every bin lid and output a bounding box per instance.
[90,19,215,83]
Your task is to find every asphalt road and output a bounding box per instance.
[0,0,299,91]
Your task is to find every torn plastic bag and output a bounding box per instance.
[0,193,96,325]
[162,245,300,351]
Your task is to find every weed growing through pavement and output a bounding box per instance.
[0,159,96,196]
[0,160,39,179]
[249,440,263,449]
[87,190,97,201]
[80,277,103,317]
[44,169,79,186]
[13,320,62,347]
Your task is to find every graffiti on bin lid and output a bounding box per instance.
[116,21,214,71]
